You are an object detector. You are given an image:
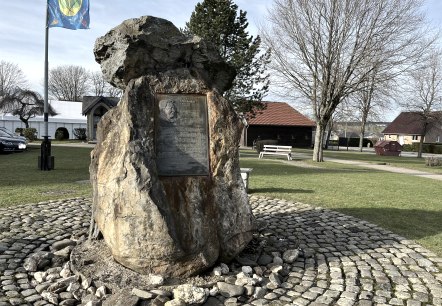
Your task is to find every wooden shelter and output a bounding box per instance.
[82,96,119,141]
[242,102,315,147]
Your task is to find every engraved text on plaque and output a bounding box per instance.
[156,94,209,176]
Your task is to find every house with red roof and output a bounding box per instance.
[382,111,442,145]
[242,102,315,147]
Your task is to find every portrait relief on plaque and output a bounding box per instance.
[155,94,210,176]
[159,99,178,123]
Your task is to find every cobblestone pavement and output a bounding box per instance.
[1,196,442,305]
[0,199,90,306]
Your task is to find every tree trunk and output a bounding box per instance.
[20,118,29,128]
[418,135,424,158]
[358,121,366,152]
[313,122,326,162]
[324,119,334,150]
[417,122,428,158]
[325,128,332,150]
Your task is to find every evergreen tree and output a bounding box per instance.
[186,0,270,118]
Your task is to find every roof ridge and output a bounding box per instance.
[247,101,315,127]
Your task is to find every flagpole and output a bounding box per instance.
[40,1,53,171]
[44,2,49,138]
[39,0,89,170]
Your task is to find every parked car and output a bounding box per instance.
[0,130,27,153]
[0,127,28,143]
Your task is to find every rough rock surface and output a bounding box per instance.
[90,16,254,277]
[94,15,235,92]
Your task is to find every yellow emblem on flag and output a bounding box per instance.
[58,0,83,17]
[48,0,89,30]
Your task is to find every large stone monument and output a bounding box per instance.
[90,16,255,278]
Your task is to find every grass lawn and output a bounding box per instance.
[1,145,441,257]
[0,144,92,207]
[241,149,442,256]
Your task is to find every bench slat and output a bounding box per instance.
[262,149,291,152]
[259,145,292,160]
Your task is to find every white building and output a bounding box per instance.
[0,101,86,140]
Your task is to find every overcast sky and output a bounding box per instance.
[0,0,441,107]
[0,0,270,93]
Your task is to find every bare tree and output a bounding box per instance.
[403,49,442,158]
[0,61,28,97]
[348,65,394,151]
[325,99,356,149]
[0,88,57,128]
[48,65,89,101]
[88,71,122,98]
[262,0,430,161]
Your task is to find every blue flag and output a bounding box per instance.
[47,0,90,30]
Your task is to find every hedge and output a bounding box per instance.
[23,128,37,141]
[74,128,87,140]
[55,127,69,140]
[403,143,442,154]
[15,128,24,136]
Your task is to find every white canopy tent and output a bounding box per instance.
[0,100,86,140]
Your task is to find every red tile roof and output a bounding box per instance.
[382,112,440,135]
[247,102,315,127]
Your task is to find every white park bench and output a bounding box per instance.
[259,145,292,160]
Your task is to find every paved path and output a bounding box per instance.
[1,197,441,305]
[325,158,442,181]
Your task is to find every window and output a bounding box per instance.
[412,135,419,141]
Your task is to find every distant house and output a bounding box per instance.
[82,96,119,141]
[0,100,86,140]
[331,121,389,142]
[382,111,442,145]
[242,102,315,147]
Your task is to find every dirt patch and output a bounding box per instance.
[70,240,222,292]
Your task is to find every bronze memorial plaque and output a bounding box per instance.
[156,94,209,176]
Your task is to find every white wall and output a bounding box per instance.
[0,115,87,140]
[0,101,87,140]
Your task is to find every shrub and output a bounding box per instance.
[55,127,69,141]
[402,144,413,152]
[23,128,37,141]
[412,143,420,152]
[405,143,442,154]
[15,128,24,136]
[255,139,278,153]
[424,143,442,154]
[425,156,441,167]
[73,128,87,140]
[328,140,339,146]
